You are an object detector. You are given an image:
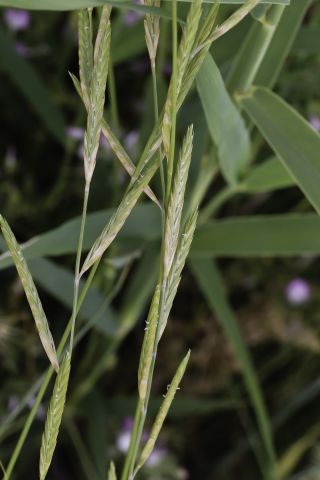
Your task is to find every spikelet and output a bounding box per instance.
[136,351,190,471]
[163,126,193,277]
[160,209,198,338]
[176,0,202,94]
[143,0,161,66]
[101,120,161,208]
[108,461,117,480]
[138,285,161,401]
[84,14,111,184]
[80,154,160,275]
[178,1,220,109]
[0,215,59,372]
[68,72,160,207]
[78,8,93,109]
[39,351,71,480]
[162,0,201,157]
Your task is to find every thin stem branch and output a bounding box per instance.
[69,183,90,351]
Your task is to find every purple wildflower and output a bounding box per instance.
[124,131,139,154]
[123,10,143,26]
[4,9,30,31]
[146,447,167,466]
[66,126,84,141]
[309,115,320,133]
[15,42,29,57]
[285,278,311,305]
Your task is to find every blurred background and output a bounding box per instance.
[1,3,320,479]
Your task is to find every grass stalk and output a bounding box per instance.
[69,183,90,351]
[227,4,286,94]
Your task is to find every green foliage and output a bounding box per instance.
[1,1,320,479]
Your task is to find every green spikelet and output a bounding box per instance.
[160,209,198,338]
[136,351,190,471]
[0,215,59,373]
[78,8,93,109]
[108,461,117,480]
[163,126,194,277]
[84,13,111,184]
[80,153,160,275]
[138,285,161,401]
[39,351,71,480]
[143,0,161,66]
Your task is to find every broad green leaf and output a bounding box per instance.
[242,157,295,192]
[255,0,311,88]
[0,203,160,270]
[191,214,320,257]
[0,0,289,10]
[240,87,320,214]
[29,258,118,336]
[189,258,276,473]
[0,27,66,144]
[197,54,251,185]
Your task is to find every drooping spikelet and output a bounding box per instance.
[39,351,71,480]
[0,215,59,372]
[136,351,190,471]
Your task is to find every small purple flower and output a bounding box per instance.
[15,42,29,57]
[4,9,30,31]
[123,10,143,26]
[116,416,134,453]
[124,131,139,154]
[146,447,167,466]
[66,126,84,141]
[309,115,320,132]
[285,278,311,305]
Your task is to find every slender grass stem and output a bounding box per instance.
[165,0,178,207]
[69,183,90,351]
[65,416,98,480]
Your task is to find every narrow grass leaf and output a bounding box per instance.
[164,126,193,276]
[0,0,289,10]
[0,216,59,372]
[241,157,295,192]
[191,214,320,257]
[40,351,71,480]
[189,259,276,473]
[240,87,320,214]
[197,54,251,184]
[138,285,161,401]
[136,350,190,471]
